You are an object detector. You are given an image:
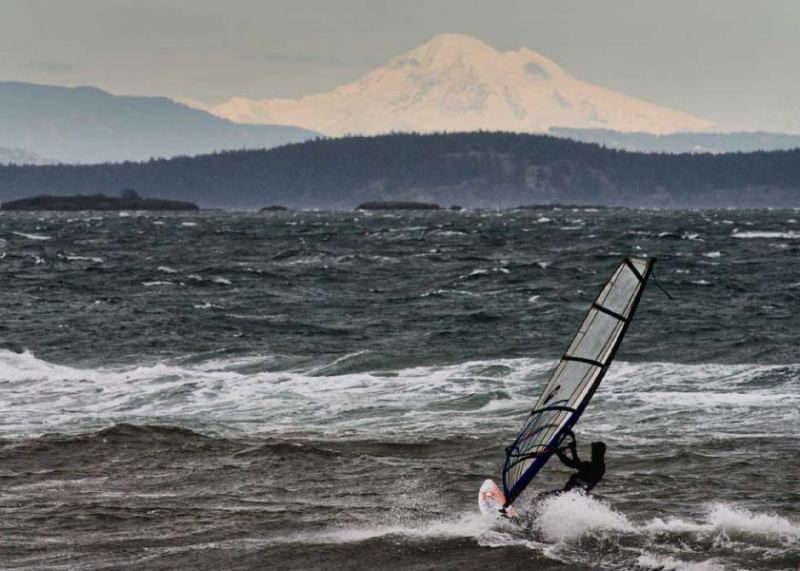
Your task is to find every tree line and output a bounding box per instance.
[1,131,798,209]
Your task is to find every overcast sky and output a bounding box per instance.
[2,0,798,132]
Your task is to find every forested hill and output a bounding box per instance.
[1,132,799,209]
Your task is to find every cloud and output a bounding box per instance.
[241,52,347,66]
[26,60,77,73]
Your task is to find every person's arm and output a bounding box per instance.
[554,444,580,469]
[567,439,581,464]
[553,429,581,468]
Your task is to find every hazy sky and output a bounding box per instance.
[2,0,798,132]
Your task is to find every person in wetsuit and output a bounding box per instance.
[552,429,606,493]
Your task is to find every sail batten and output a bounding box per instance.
[501,257,653,506]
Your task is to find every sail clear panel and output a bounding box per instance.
[502,257,653,505]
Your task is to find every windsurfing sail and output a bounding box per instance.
[501,257,654,507]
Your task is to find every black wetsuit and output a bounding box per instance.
[554,441,605,493]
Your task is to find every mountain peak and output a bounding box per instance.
[394,33,500,72]
[418,32,496,55]
[204,34,713,136]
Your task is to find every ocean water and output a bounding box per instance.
[0,208,798,570]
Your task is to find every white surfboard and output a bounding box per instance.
[478,478,518,518]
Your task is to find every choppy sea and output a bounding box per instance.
[0,208,798,570]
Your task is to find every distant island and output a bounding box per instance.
[259,205,289,211]
[1,132,800,209]
[1,190,198,211]
[356,201,440,210]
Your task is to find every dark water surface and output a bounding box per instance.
[0,209,798,570]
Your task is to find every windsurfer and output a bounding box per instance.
[550,429,606,494]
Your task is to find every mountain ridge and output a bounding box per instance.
[202,33,713,136]
[549,127,800,154]
[0,145,55,166]
[0,81,319,164]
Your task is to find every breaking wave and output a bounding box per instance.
[1,350,798,440]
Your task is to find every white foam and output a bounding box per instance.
[465,268,490,277]
[510,500,796,569]
[636,553,723,571]
[61,254,104,263]
[1,350,797,440]
[432,230,467,237]
[704,503,799,544]
[644,503,800,548]
[535,492,632,542]
[733,231,800,239]
[272,512,492,546]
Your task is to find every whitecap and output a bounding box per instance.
[635,553,723,571]
[60,254,103,263]
[465,268,490,277]
[1,351,797,443]
[433,230,467,237]
[12,231,50,241]
[645,503,800,545]
[732,231,800,240]
[265,511,491,546]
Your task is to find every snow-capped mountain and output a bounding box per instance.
[202,33,713,135]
